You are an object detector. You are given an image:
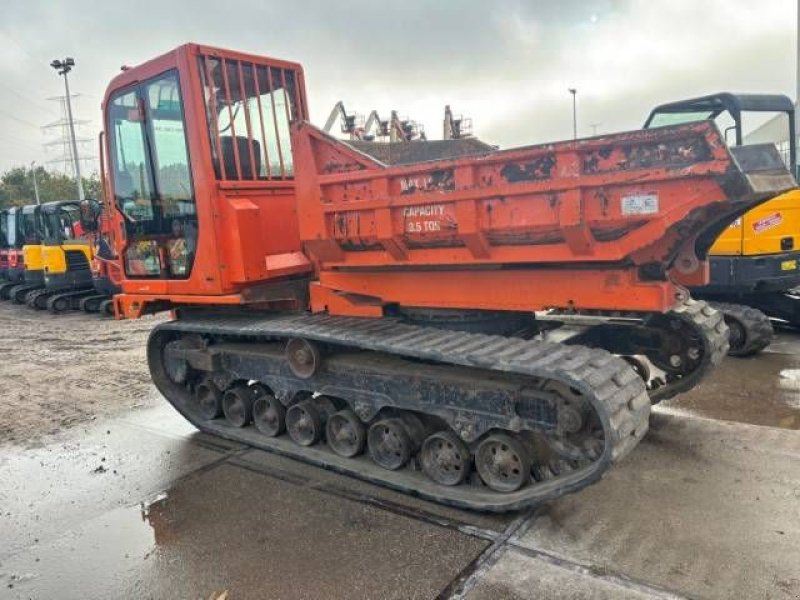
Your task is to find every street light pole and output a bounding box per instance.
[568,88,577,140]
[31,161,41,205]
[50,57,85,201]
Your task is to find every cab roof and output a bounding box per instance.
[644,92,794,127]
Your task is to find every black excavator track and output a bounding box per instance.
[149,313,650,512]
[79,294,114,314]
[710,302,773,357]
[552,298,729,403]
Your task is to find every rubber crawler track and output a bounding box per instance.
[149,314,651,511]
[709,302,773,357]
[649,298,729,403]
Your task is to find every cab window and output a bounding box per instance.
[107,70,197,279]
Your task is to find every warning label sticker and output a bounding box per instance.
[621,193,659,216]
[752,212,783,233]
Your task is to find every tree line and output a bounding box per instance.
[0,166,102,209]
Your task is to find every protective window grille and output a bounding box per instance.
[198,54,303,181]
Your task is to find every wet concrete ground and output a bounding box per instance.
[1,310,799,599]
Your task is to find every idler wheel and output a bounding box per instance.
[25,290,39,309]
[222,384,253,428]
[49,296,70,313]
[79,296,100,312]
[326,409,366,458]
[286,400,323,446]
[251,385,286,437]
[285,338,321,379]
[100,299,114,315]
[194,379,223,420]
[475,433,531,493]
[368,418,413,470]
[421,430,471,486]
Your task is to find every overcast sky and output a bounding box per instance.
[0,0,797,174]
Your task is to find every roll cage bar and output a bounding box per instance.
[644,92,796,169]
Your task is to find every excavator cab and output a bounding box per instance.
[23,200,96,312]
[21,204,45,270]
[0,207,25,298]
[645,93,800,352]
[0,203,49,303]
[645,93,798,260]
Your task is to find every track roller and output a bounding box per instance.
[12,285,37,304]
[285,338,321,379]
[194,379,224,420]
[286,399,325,446]
[367,416,424,471]
[251,384,286,437]
[47,295,71,314]
[420,430,471,486]
[475,433,531,493]
[26,289,49,310]
[79,295,102,312]
[222,383,253,428]
[326,409,366,458]
[0,282,18,299]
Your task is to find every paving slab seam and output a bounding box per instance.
[435,508,538,600]
[507,540,692,600]
[226,457,502,542]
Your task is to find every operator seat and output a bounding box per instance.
[220,136,262,180]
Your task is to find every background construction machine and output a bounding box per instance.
[645,93,799,355]
[0,207,23,297]
[5,203,48,303]
[0,209,7,280]
[25,200,92,312]
[100,44,794,511]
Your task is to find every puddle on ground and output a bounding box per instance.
[1,462,485,600]
[663,333,800,429]
[2,493,169,598]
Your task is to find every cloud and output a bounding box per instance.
[0,0,796,173]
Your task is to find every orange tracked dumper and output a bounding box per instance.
[103,44,795,511]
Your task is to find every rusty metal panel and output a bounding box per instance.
[292,121,795,275]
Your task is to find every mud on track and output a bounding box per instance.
[0,302,164,448]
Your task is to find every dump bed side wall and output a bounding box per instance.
[293,121,745,271]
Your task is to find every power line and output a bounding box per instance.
[0,107,41,129]
[0,81,59,117]
[0,30,50,67]
[0,133,41,150]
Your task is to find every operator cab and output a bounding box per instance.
[20,204,45,245]
[0,209,7,249]
[104,45,308,293]
[644,92,797,175]
[41,201,85,245]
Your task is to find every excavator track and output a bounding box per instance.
[647,298,729,402]
[542,298,729,403]
[709,302,773,357]
[148,313,650,512]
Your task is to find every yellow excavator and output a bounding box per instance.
[25,200,96,312]
[645,93,799,355]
